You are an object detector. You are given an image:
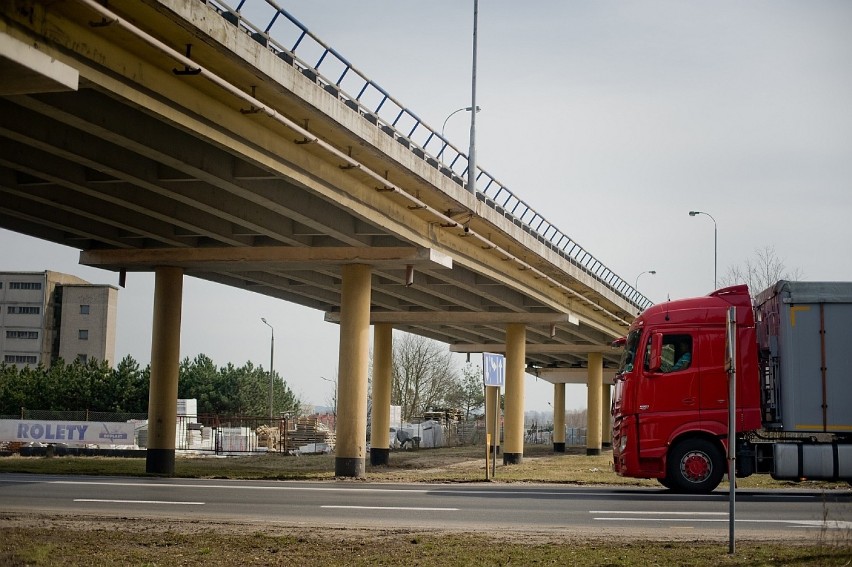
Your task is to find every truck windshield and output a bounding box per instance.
[617,329,642,374]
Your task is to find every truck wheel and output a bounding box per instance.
[657,477,676,490]
[666,438,724,493]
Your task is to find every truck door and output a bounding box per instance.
[635,331,699,448]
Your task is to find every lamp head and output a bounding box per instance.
[688,211,699,216]
[261,317,267,324]
[649,270,657,275]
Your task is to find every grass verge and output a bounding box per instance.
[1,521,851,567]
[0,444,848,491]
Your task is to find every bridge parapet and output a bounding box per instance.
[205,0,653,313]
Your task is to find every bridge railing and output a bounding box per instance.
[205,0,653,311]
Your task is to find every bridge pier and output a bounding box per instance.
[503,323,526,465]
[335,264,372,478]
[146,267,183,475]
[602,382,612,449]
[586,352,603,456]
[552,382,566,452]
[369,323,393,466]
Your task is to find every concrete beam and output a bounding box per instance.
[0,32,78,95]
[534,367,618,385]
[80,246,452,272]
[449,343,620,354]
[323,311,579,326]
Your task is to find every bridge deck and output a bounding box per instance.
[0,0,643,369]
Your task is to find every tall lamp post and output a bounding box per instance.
[439,106,480,161]
[467,0,479,195]
[634,270,656,291]
[261,317,274,421]
[320,375,337,418]
[688,210,718,289]
[441,106,480,139]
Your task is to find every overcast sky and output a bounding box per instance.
[5,1,851,413]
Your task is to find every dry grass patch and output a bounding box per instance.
[1,515,851,567]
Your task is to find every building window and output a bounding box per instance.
[80,304,90,315]
[77,354,88,363]
[4,355,38,364]
[78,329,89,340]
[9,282,42,290]
[7,306,40,315]
[5,330,38,339]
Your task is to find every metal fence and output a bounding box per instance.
[525,425,587,446]
[203,0,653,312]
[3,411,588,453]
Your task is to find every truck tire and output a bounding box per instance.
[666,438,724,493]
[657,477,676,490]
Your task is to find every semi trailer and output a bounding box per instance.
[611,280,852,492]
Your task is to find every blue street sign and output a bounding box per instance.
[483,352,505,387]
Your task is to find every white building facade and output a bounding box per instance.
[0,271,117,367]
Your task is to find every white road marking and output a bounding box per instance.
[590,511,726,516]
[589,511,852,529]
[321,505,459,511]
[74,499,204,505]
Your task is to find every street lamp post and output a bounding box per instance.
[688,210,718,289]
[634,270,657,291]
[320,375,337,417]
[441,106,480,139]
[439,106,480,160]
[261,317,274,421]
[467,0,479,195]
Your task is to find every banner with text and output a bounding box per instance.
[0,419,135,444]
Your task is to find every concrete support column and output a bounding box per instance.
[602,383,612,448]
[485,385,500,455]
[335,264,372,477]
[552,382,566,452]
[146,267,183,475]
[503,323,526,465]
[370,323,392,466]
[586,352,603,456]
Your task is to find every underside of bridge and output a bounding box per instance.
[1,0,642,474]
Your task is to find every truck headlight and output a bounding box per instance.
[619,435,628,453]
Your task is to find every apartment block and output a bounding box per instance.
[0,271,118,367]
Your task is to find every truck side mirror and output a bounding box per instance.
[648,333,663,372]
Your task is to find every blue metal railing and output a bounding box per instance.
[205,0,653,311]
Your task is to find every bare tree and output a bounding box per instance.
[445,363,486,420]
[719,245,804,296]
[391,333,457,421]
[565,408,588,429]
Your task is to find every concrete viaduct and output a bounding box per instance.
[0,0,651,476]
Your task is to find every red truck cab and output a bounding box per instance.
[611,285,762,492]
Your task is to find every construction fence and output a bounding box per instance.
[2,410,590,456]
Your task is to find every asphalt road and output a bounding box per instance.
[1,474,850,540]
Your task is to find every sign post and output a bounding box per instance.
[725,306,737,554]
[483,353,505,479]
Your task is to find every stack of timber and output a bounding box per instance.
[285,416,335,453]
[422,409,463,425]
